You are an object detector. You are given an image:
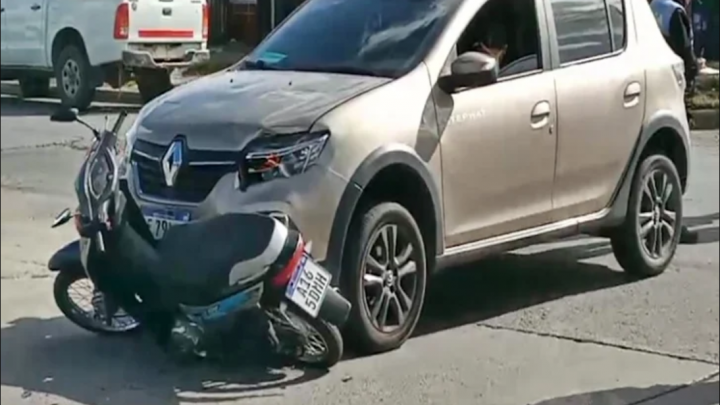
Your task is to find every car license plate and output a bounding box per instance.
[285,254,332,318]
[142,207,191,240]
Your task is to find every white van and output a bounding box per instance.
[0,0,209,109]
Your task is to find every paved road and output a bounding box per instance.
[1,96,718,405]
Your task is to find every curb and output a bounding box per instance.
[690,109,720,131]
[1,81,141,105]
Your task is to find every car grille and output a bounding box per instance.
[131,139,239,204]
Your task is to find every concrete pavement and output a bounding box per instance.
[1,97,718,405]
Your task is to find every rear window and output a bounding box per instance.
[242,0,462,78]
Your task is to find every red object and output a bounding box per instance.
[271,237,305,288]
[114,3,130,40]
[138,29,195,38]
[202,3,209,39]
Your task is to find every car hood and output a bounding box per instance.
[134,70,390,150]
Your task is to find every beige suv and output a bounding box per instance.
[125,0,691,354]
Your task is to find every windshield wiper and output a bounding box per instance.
[291,64,385,77]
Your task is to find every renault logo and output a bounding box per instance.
[162,140,184,187]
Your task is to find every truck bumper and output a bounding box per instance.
[122,49,210,69]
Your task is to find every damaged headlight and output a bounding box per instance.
[237,131,329,190]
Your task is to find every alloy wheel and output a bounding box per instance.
[361,224,419,333]
[61,59,81,98]
[637,168,679,260]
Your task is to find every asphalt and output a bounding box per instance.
[1,95,718,405]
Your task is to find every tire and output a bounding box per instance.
[18,76,50,98]
[287,308,344,369]
[610,154,683,278]
[53,270,140,335]
[54,45,96,111]
[135,68,173,104]
[341,202,427,354]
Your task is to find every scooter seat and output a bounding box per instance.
[156,213,287,306]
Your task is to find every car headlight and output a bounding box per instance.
[237,131,329,189]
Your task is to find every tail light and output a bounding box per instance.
[271,236,305,288]
[114,3,130,40]
[202,4,209,39]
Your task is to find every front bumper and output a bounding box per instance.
[122,49,210,69]
[127,164,349,263]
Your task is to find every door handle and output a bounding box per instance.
[530,101,551,130]
[623,82,642,108]
[30,4,41,10]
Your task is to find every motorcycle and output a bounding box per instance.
[46,108,351,368]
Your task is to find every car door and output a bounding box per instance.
[547,0,646,220]
[3,0,47,67]
[439,0,558,247]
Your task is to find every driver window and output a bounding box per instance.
[454,0,543,79]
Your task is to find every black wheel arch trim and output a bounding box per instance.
[48,240,85,274]
[588,111,690,232]
[323,144,444,280]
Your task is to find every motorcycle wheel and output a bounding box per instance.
[284,308,344,369]
[53,270,140,335]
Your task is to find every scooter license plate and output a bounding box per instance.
[285,254,332,318]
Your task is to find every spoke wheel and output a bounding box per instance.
[637,169,679,260]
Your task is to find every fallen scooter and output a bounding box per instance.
[47,108,351,368]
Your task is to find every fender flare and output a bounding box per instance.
[323,144,444,279]
[48,240,85,274]
[597,111,690,229]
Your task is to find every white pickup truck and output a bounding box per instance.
[0,0,210,109]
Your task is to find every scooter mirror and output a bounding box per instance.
[50,108,79,123]
[51,208,73,228]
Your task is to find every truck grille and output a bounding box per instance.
[131,139,238,204]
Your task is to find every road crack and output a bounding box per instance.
[0,137,88,153]
[477,323,720,366]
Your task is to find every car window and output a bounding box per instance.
[549,0,613,64]
[455,0,543,78]
[242,0,463,79]
[607,0,627,50]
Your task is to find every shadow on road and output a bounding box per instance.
[530,379,719,405]
[0,96,140,118]
[414,241,628,337]
[0,240,641,404]
[0,317,326,404]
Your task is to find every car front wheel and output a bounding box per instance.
[342,202,427,354]
[611,154,683,277]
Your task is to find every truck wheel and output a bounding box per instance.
[610,154,683,278]
[341,202,428,354]
[18,76,50,98]
[54,45,96,111]
[135,69,173,104]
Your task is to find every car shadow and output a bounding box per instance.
[413,240,628,338]
[0,95,139,118]
[529,378,719,405]
[0,316,328,404]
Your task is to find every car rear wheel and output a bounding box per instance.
[54,45,96,111]
[342,202,427,354]
[610,154,683,277]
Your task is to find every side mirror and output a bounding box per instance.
[438,52,499,94]
[50,108,79,123]
[51,208,74,228]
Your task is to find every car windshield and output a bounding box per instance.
[240,0,461,78]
